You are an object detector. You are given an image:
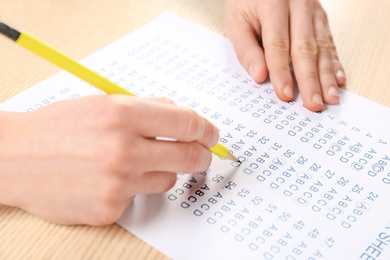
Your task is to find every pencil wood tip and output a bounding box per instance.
[226,152,241,165]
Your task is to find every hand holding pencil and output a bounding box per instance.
[0,22,239,162]
[0,22,239,225]
[0,94,224,225]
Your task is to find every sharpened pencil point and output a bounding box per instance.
[225,152,241,164]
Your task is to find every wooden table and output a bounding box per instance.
[0,0,389,258]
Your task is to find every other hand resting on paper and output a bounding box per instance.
[224,0,347,112]
[0,95,219,225]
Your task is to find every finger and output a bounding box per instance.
[324,23,347,86]
[290,1,323,111]
[133,139,213,174]
[261,0,294,101]
[313,11,340,104]
[134,171,177,195]
[113,96,219,148]
[224,2,268,83]
[139,102,218,148]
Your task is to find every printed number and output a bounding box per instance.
[297,156,308,165]
[283,149,295,158]
[264,88,274,94]
[234,124,245,131]
[257,136,269,145]
[324,170,335,180]
[337,177,349,186]
[223,118,233,126]
[250,196,263,206]
[146,80,156,87]
[69,93,80,99]
[201,106,211,114]
[60,88,71,94]
[310,163,321,172]
[367,192,379,201]
[168,90,177,97]
[246,130,257,138]
[178,96,188,103]
[293,220,305,230]
[270,143,282,151]
[212,174,223,183]
[325,237,335,248]
[279,212,292,222]
[224,181,237,190]
[351,184,363,194]
[265,204,277,214]
[189,101,200,108]
[237,189,250,198]
[308,229,319,239]
[211,112,222,120]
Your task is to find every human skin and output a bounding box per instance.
[225,0,347,112]
[0,95,219,225]
[0,0,346,226]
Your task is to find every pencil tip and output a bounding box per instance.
[225,152,239,163]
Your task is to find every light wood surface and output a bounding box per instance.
[0,0,389,259]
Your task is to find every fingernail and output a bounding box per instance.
[328,86,339,97]
[161,97,175,104]
[282,86,293,99]
[312,93,323,106]
[336,70,346,79]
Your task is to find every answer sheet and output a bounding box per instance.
[1,13,389,259]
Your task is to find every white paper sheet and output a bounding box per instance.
[1,13,389,260]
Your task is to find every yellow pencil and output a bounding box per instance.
[0,22,240,163]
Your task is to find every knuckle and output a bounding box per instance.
[268,37,290,54]
[106,97,127,115]
[294,39,318,58]
[320,62,335,77]
[321,68,335,77]
[272,62,291,75]
[85,181,124,226]
[328,42,337,52]
[104,96,136,126]
[101,137,134,174]
[327,32,335,44]
[316,38,333,55]
[332,50,340,60]
[201,119,217,147]
[159,97,175,105]
[182,108,202,139]
[184,145,203,172]
[332,58,342,69]
[304,71,320,82]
